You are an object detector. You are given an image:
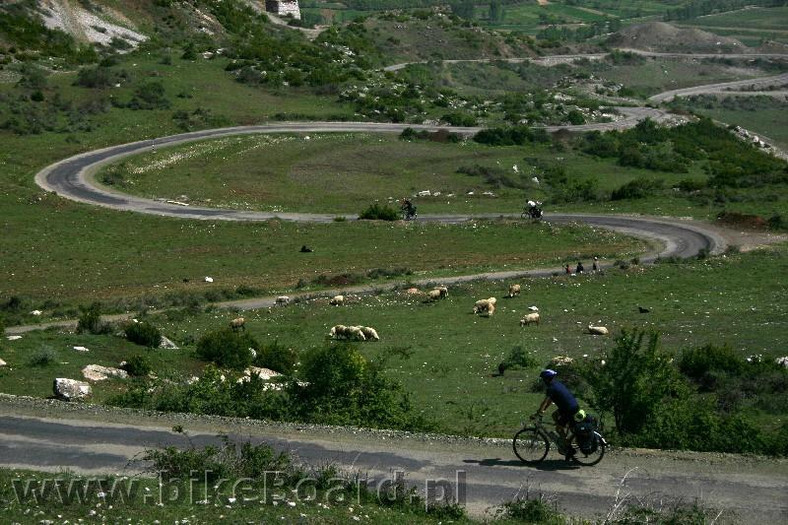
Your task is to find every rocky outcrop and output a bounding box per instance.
[82,364,129,382]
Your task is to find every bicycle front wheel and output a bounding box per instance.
[513,427,550,464]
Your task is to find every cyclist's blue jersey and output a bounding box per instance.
[547,380,579,414]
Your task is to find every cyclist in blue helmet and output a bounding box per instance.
[535,369,579,455]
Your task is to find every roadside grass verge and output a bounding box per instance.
[3,245,785,439]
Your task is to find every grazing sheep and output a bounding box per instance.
[329,294,345,306]
[346,326,366,341]
[508,284,521,298]
[427,289,443,302]
[360,326,380,341]
[520,312,540,326]
[473,297,497,316]
[276,295,290,306]
[329,324,372,342]
[328,324,347,338]
[435,286,449,298]
[776,356,788,368]
[229,317,246,332]
[588,325,609,336]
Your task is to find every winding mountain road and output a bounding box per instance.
[10,64,788,522]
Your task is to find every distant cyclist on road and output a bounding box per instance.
[533,369,579,457]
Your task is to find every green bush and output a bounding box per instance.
[496,495,563,524]
[27,346,57,367]
[611,177,664,201]
[498,345,538,374]
[124,321,162,348]
[583,329,687,436]
[358,203,400,221]
[76,302,112,335]
[292,344,431,430]
[196,328,258,369]
[254,340,298,374]
[121,355,152,377]
[678,344,743,390]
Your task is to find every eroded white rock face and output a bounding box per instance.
[53,377,92,401]
[38,0,148,51]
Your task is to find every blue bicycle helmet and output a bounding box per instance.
[540,369,558,380]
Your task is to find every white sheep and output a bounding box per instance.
[588,325,609,336]
[473,297,497,316]
[776,356,788,368]
[329,294,345,306]
[347,326,366,341]
[520,312,540,326]
[360,326,380,341]
[427,289,443,302]
[275,295,290,306]
[508,284,521,298]
[229,317,246,332]
[328,324,347,338]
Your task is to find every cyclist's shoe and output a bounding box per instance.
[564,448,576,461]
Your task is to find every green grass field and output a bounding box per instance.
[677,6,788,45]
[3,246,785,438]
[94,132,705,214]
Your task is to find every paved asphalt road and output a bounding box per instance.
[1,402,786,522]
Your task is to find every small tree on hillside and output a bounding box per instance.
[583,329,686,436]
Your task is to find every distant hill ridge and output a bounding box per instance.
[606,21,749,54]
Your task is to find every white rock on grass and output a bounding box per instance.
[53,378,91,401]
[159,336,179,350]
[82,364,129,382]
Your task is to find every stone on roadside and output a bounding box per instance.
[53,378,92,401]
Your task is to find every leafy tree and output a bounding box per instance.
[583,329,686,436]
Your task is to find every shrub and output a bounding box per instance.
[254,340,298,374]
[121,355,152,377]
[611,177,664,201]
[498,345,538,374]
[358,203,399,221]
[27,346,57,367]
[583,329,687,436]
[127,81,170,110]
[124,321,162,348]
[292,344,431,430]
[76,302,111,334]
[196,328,258,369]
[678,344,743,388]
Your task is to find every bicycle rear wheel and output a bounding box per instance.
[513,427,550,464]
[570,433,606,466]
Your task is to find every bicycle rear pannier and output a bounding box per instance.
[574,413,598,454]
